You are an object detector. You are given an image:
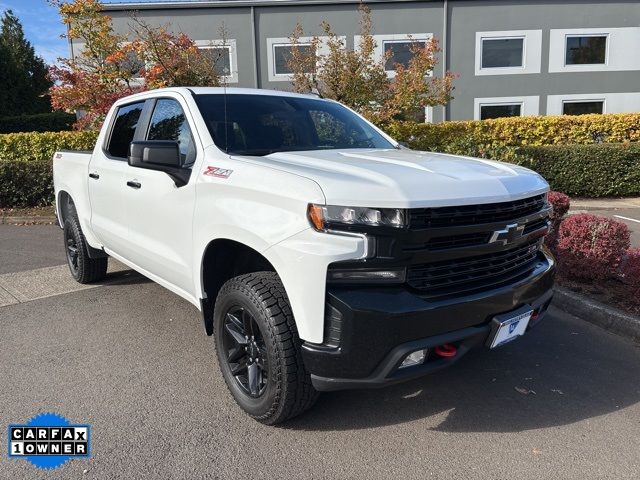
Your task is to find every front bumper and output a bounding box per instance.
[302,250,556,392]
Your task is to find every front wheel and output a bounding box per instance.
[63,215,108,284]
[213,272,318,424]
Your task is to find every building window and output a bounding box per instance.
[383,40,428,71]
[199,46,232,76]
[359,34,432,78]
[481,38,524,69]
[273,43,314,76]
[550,28,640,73]
[475,30,542,76]
[562,100,604,115]
[565,35,607,65]
[480,103,522,120]
[194,40,238,83]
[474,96,539,120]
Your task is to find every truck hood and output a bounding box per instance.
[232,148,548,208]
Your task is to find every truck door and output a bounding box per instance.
[122,96,198,296]
[88,101,146,255]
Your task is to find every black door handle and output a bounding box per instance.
[89,173,99,179]
[126,181,141,189]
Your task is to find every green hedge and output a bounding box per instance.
[0,131,98,208]
[0,159,53,207]
[388,113,640,152]
[0,112,76,134]
[515,143,640,197]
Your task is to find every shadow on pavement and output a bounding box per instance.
[284,309,640,433]
[102,269,152,287]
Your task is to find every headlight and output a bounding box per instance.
[308,204,407,231]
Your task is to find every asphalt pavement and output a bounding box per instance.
[1,225,639,479]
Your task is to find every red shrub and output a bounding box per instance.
[548,191,570,220]
[620,247,640,303]
[545,191,571,253]
[556,214,630,281]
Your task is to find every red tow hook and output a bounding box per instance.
[434,343,457,358]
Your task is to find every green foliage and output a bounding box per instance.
[0,10,52,116]
[0,131,98,207]
[387,113,640,153]
[0,158,53,207]
[0,112,76,133]
[388,114,640,197]
[516,144,640,198]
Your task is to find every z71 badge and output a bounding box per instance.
[203,166,233,178]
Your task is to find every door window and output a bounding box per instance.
[146,99,196,166]
[106,102,145,159]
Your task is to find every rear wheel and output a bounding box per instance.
[63,215,108,284]
[213,272,318,424]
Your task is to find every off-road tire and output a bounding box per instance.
[213,272,318,424]
[63,214,108,284]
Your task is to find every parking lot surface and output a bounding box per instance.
[1,225,639,479]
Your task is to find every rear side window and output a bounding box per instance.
[146,99,196,166]
[107,102,145,159]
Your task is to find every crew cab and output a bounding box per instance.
[53,87,555,424]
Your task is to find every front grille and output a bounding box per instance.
[406,240,542,297]
[405,232,490,251]
[409,194,546,229]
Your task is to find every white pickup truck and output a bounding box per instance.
[53,87,555,424]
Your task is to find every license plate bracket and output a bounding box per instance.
[487,305,533,349]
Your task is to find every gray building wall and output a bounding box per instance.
[95,0,640,122]
[447,0,640,119]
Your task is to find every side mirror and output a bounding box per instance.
[128,141,190,187]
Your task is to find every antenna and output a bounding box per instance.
[223,74,229,154]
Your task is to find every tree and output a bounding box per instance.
[287,3,455,126]
[0,10,51,116]
[49,0,226,129]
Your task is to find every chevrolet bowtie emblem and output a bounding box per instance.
[489,223,525,245]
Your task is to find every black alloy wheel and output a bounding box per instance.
[221,306,269,397]
[62,214,108,284]
[65,230,80,276]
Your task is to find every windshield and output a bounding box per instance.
[194,94,395,156]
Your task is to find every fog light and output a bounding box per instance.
[399,349,427,369]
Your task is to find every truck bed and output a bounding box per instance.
[53,150,93,228]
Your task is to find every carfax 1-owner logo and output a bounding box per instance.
[8,412,90,470]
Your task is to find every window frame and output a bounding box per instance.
[266,36,338,82]
[549,27,640,73]
[564,33,608,67]
[381,38,430,73]
[102,100,148,161]
[479,102,523,121]
[561,99,605,116]
[272,42,313,76]
[480,36,525,70]
[474,30,542,76]
[473,96,539,120]
[355,33,432,78]
[194,39,238,83]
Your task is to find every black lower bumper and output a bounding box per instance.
[303,251,556,392]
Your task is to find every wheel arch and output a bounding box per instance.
[56,190,75,227]
[199,238,278,335]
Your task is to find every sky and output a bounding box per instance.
[0,0,69,64]
[0,0,167,64]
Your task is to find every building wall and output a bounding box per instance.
[98,0,640,122]
[448,0,640,120]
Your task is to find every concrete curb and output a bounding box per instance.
[1,216,56,225]
[553,285,640,342]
